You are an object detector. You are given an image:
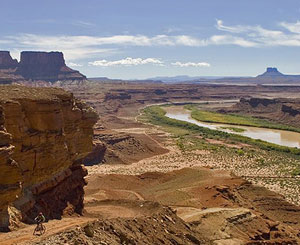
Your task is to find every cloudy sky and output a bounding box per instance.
[1,0,300,79]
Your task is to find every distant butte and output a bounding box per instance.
[0,51,18,70]
[257,67,284,77]
[0,51,86,83]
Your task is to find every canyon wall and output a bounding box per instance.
[0,86,98,231]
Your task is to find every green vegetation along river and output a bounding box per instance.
[164,106,300,149]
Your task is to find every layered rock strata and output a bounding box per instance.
[0,86,98,231]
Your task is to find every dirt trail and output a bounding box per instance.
[114,126,167,149]
[0,217,95,245]
[115,189,144,200]
[0,196,148,245]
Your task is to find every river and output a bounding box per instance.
[164,106,300,149]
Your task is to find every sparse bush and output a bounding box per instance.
[256,158,265,165]
[236,149,245,156]
[291,167,300,177]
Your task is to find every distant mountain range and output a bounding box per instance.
[147,75,227,83]
[144,68,300,84]
[83,67,300,85]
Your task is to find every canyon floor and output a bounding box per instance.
[1,83,300,244]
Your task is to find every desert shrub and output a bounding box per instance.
[236,149,245,156]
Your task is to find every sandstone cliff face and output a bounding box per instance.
[0,52,19,84]
[0,106,22,230]
[16,51,86,82]
[0,86,98,231]
[0,51,18,70]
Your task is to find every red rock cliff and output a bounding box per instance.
[0,51,18,70]
[16,51,86,82]
[0,86,98,231]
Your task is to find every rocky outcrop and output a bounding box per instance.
[27,206,207,245]
[0,72,13,84]
[104,92,131,101]
[0,51,18,70]
[224,97,300,127]
[82,129,169,166]
[239,97,277,108]
[16,51,86,82]
[0,86,98,230]
[281,104,300,117]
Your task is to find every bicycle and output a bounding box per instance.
[33,222,46,235]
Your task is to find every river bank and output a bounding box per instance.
[164,105,300,148]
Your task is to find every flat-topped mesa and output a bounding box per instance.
[0,51,18,70]
[257,67,284,77]
[0,86,98,231]
[16,51,86,82]
[266,67,279,73]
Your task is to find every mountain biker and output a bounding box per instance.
[34,212,46,231]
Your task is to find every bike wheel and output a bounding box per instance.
[41,224,46,234]
[33,226,38,235]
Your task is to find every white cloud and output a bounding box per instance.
[174,35,206,46]
[171,61,210,68]
[216,19,283,37]
[280,21,300,34]
[72,20,95,28]
[68,62,83,67]
[4,34,117,60]
[3,34,209,61]
[216,19,244,33]
[3,19,300,63]
[215,19,300,47]
[164,27,182,34]
[89,57,164,67]
[209,35,258,47]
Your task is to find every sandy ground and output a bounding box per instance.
[0,197,157,245]
[0,217,95,245]
[88,114,300,206]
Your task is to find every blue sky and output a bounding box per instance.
[1,0,300,79]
